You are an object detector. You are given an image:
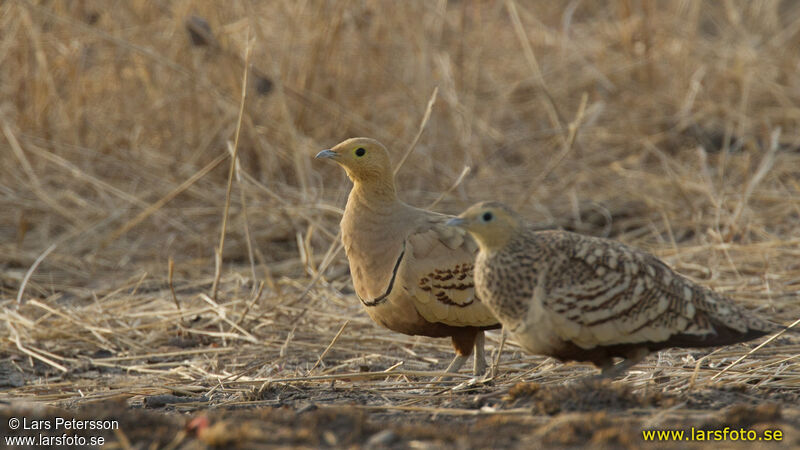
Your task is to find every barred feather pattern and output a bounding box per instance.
[475,227,781,362]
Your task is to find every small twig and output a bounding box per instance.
[393,86,439,177]
[688,348,721,390]
[7,322,68,372]
[2,118,84,226]
[309,320,350,373]
[234,370,472,385]
[211,250,223,302]
[89,347,233,364]
[128,272,148,296]
[104,152,228,246]
[181,327,256,343]
[233,141,258,292]
[384,361,404,372]
[235,281,265,328]
[212,35,252,300]
[197,294,258,343]
[517,92,587,208]
[27,299,113,334]
[287,234,344,319]
[726,127,780,239]
[505,0,567,134]
[280,325,297,358]
[16,243,56,304]
[238,170,338,240]
[491,329,507,380]
[426,166,471,210]
[167,258,183,323]
[350,404,530,416]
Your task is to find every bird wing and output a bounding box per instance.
[536,231,770,349]
[399,212,498,327]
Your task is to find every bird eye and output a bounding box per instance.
[355,147,366,157]
[482,212,493,222]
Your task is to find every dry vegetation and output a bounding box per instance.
[2,0,800,448]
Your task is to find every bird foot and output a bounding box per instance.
[449,374,495,391]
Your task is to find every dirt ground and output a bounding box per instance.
[2,349,800,448]
[2,275,799,449]
[3,1,800,448]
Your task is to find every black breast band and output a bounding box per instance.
[358,243,406,307]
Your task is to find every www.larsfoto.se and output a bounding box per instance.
[642,427,783,441]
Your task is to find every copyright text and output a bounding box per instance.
[4,416,119,447]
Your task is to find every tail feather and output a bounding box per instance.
[658,315,789,350]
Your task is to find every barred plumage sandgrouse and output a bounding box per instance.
[315,138,500,375]
[448,201,790,377]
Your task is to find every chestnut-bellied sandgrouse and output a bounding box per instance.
[315,138,500,375]
[447,201,793,377]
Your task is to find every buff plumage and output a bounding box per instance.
[316,138,499,375]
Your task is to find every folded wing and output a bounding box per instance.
[401,213,498,328]
[537,232,777,349]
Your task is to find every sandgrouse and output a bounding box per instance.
[448,201,792,377]
[315,138,500,375]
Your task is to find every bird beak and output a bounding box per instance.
[315,149,337,159]
[446,217,467,227]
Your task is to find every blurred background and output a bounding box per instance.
[3,0,800,297]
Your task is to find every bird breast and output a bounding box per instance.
[475,249,534,327]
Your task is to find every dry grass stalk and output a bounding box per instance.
[212,34,253,300]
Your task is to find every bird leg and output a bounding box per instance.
[444,354,469,374]
[429,333,489,388]
[443,327,481,376]
[472,331,487,376]
[430,329,487,386]
[426,354,468,387]
[598,347,649,379]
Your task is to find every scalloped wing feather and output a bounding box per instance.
[536,232,764,349]
[398,215,497,327]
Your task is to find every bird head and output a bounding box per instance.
[446,201,521,251]
[315,137,393,185]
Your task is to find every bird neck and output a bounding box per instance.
[349,177,399,209]
[473,226,515,253]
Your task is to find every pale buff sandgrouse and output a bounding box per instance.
[447,201,794,377]
[315,138,500,375]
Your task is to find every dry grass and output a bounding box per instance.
[2,0,800,447]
